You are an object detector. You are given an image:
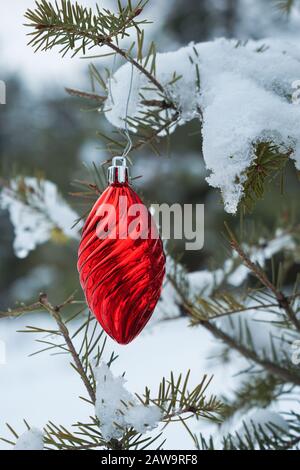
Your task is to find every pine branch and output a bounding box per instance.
[201,319,300,387]
[0,302,42,319]
[65,86,176,110]
[129,110,180,154]
[38,292,96,403]
[226,225,300,333]
[169,277,300,387]
[240,142,292,213]
[25,1,182,161]
[198,417,300,450]
[137,371,223,425]
[221,374,291,420]
[65,87,106,103]
[24,1,166,93]
[105,41,165,93]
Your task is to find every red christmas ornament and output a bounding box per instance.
[77,157,165,344]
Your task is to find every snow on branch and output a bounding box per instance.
[14,428,44,450]
[105,38,300,213]
[95,363,162,440]
[0,177,81,258]
[160,228,296,318]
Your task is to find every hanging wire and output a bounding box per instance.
[108,52,134,160]
[108,53,117,107]
[122,63,134,159]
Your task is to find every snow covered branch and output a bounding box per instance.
[104,39,300,213]
[0,176,80,258]
[26,1,300,214]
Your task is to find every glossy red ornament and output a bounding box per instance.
[77,159,165,344]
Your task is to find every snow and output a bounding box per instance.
[0,177,81,258]
[124,405,162,435]
[224,409,289,447]
[227,229,296,287]
[188,268,225,298]
[152,229,295,329]
[1,0,300,452]
[158,231,296,359]
[14,427,44,450]
[105,38,300,213]
[234,0,300,40]
[95,363,162,440]
[0,309,298,450]
[187,229,296,295]
[210,407,290,448]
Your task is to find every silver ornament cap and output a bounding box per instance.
[107,156,129,184]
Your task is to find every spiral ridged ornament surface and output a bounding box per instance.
[77,182,165,344]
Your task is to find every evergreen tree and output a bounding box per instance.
[1,0,300,450]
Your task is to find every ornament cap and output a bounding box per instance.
[108,156,129,184]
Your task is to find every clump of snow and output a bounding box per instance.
[209,408,290,449]
[0,177,81,258]
[95,363,162,440]
[188,268,226,299]
[124,404,162,434]
[14,428,44,450]
[105,38,300,213]
[227,409,289,446]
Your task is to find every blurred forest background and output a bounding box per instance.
[1,0,300,310]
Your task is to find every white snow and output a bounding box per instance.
[95,363,162,440]
[124,405,162,435]
[14,427,44,450]
[227,229,296,286]
[187,229,296,296]
[0,311,297,450]
[151,229,295,329]
[188,268,225,298]
[226,409,289,446]
[105,38,300,213]
[0,177,81,258]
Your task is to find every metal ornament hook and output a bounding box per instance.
[107,156,129,184]
[106,61,134,185]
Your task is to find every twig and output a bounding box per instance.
[130,110,180,154]
[39,292,96,403]
[201,319,300,386]
[170,279,300,387]
[0,302,42,319]
[185,297,300,386]
[140,99,177,110]
[65,88,106,103]
[228,230,300,332]
[65,87,176,110]
[99,110,180,164]
[106,41,165,93]
[33,22,165,94]
[280,434,300,450]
